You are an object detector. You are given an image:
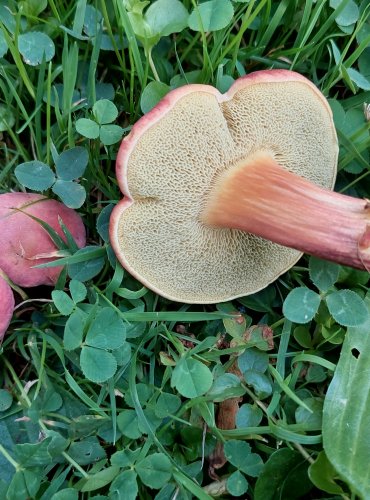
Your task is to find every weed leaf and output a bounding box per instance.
[80,347,117,383]
[15,161,55,191]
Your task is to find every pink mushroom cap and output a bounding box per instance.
[0,193,86,287]
[0,273,14,340]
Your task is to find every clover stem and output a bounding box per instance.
[202,152,370,271]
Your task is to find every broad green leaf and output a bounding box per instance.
[15,161,55,191]
[346,67,370,90]
[68,436,106,465]
[18,32,55,65]
[306,363,328,382]
[86,307,126,350]
[293,326,312,348]
[99,124,123,145]
[236,404,263,428]
[117,409,142,439]
[238,286,276,313]
[80,347,117,383]
[283,287,321,324]
[254,449,302,500]
[55,147,88,181]
[50,489,78,500]
[226,470,248,496]
[83,5,103,37]
[359,47,370,79]
[76,118,100,139]
[68,246,106,282]
[138,408,162,434]
[153,484,176,500]
[155,392,181,418]
[136,453,172,489]
[278,459,313,499]
[224,440,264,477]
[112,342,132,366]
[6,470,41,500]
[217,73,234,93]
[93,99,118,124]
[0,422,15,483]
[15,433,68,467]
[109,470,138,500]
[0,30,8,58]
[145,0,189,36]
[0,104,14,131]
[0,6,15,33]
[326,290,369,327]
[81,466,120,492]
[308,451,345,495]
[51,290,75,316]
[43,393,63,413]
[0,390,12,412]
[328,99,346,132]
[111,450,134,467]
[238,348,269,374]
[223,313,247,338]
[52,180,86,209]
[309,257,340,291]
[170,70,202,88]
[207,373,245,402]
[188,0,234,32]
[126,321,147,339]
[127,10,158,44]
[125,383,153,408]
[171,357,213,398]
[243,371,272,400]
[69,279,87,303]
[96,204,114,242]
[19,0,47,16]
[64,308,86,350]
[330,0,359,26]
[295,398,323,430]
[140,81,170,113]
[323,321,370,498]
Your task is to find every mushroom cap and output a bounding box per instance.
[110,69,338,303]
[0,272,14,340]
[0,193,86,287]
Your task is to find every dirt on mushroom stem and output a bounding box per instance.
[202,151,370,272]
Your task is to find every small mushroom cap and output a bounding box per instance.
[0,273,14,340]
[110,70,338,303]
[0,193,86,287]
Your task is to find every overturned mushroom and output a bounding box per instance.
[110,69,366,303]
[0,193,86,287]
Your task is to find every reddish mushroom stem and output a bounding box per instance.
[203,152,370,271]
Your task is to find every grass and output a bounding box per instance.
[1,0,370,498]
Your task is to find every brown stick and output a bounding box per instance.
[203,152,370,271]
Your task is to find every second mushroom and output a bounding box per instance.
[110,69,369,304]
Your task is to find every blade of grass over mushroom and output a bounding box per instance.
[34,247,106,268]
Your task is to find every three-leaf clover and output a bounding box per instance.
[76,99,123,145]
[14,147,88,208]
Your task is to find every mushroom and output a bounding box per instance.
[0,193,86,287]
[0,271,14,341]
[110,69,367,304]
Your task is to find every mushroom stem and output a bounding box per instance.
[203,152,370,271]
